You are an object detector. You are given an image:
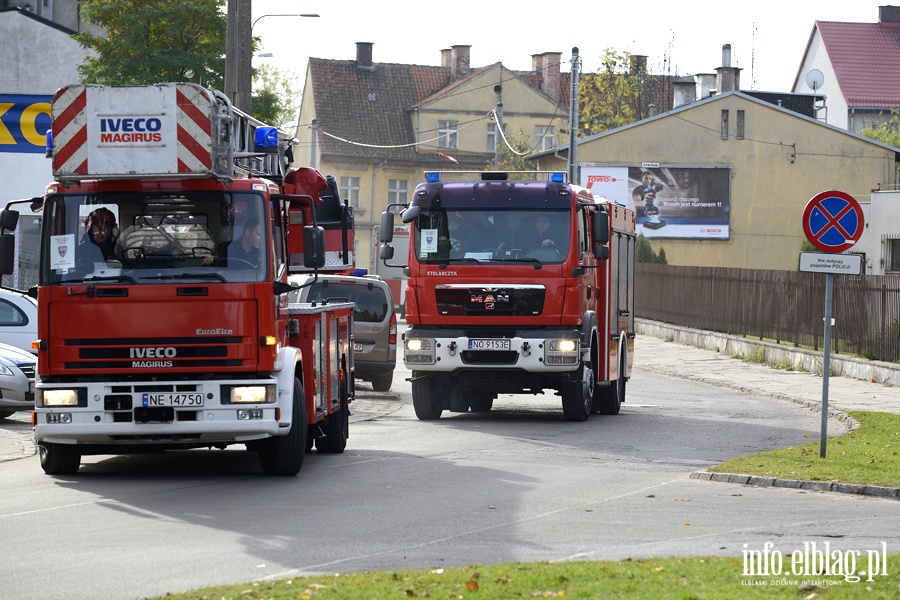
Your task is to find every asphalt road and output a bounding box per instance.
[1,362,898,600]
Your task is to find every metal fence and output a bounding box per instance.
[635,264,900,363]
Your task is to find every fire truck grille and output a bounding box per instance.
[63,336,245,369]
[435,287,544,317]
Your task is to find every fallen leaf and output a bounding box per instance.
[731,493,742,497]
[466,580,479,591]
[683,521,692,526]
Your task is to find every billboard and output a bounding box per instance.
[0,94,52,154]
[582,165,731,239]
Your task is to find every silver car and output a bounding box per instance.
[289,274,397,391]
[0,342,37,419]
[0,289,38,355]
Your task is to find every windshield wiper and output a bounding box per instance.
[78,274,138,284]
[139,272,227,282]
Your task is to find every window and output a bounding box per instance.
[340,176,361,208]
[890,239,900,272]
[736,110,745,139]
[721,110,729,139]
[438,121,458,149]
[534,125,555,152]
[388,179,408,205]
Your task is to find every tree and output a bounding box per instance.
[252,63,301,129]
[579,49,638,136]
[488,127,537,172]
[636,233,667,264]
[859,111,900,148]
[76,0,226,89]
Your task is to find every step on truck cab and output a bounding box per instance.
[380,171,636,421]
[0,83,356,475]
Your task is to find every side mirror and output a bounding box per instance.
[401,205,421,223]
[380,211,395,242]
[0,209,20,232]
[592,211,609,244]
[0,233,16,275]
[593,245,609,261]
[379,244,394,260]
[303,226,326,268]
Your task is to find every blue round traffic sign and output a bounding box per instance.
[802,190,864,253]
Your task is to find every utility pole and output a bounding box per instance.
[493,84,503,165]
[224,0,252,113]
[568,47,580,184]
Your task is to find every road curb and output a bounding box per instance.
[689,471,900,500]
[0,433,36,462]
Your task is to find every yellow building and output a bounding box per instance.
[293,43,571,281]
[534,90,900,271]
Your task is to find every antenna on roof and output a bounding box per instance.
[805,69,827,122]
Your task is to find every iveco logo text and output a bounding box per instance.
[130,347,177,358]
[196,328,234,335]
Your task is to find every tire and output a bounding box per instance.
[370,372,393,392]
[561,363,592,422]
[468,394,494,413]
[412,371,445,420]
[594,351,626,415]
[315,383,349,454]
[39,442,81,475]
[258,378,308,475]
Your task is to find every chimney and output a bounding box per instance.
[450,45,471,80]
[539,52,563,97]
[441,49,452,67]
[356,42,373,69]
[673,76,698,108]
[880,5,900,23]
[715,44,741,92]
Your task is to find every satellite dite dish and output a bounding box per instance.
[806,69,825,91]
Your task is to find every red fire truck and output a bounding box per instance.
[0,83,356,475]
[380,171,635,421]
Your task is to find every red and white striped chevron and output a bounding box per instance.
[52,84,217,180]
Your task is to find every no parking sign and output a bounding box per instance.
[802,190,864,253]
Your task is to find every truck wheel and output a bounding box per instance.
[468,394,494,413]
[370,372,393,392]
[594,352,626,415]
[39,442,81,475]
[258,378,308,475]
[561,364,592,422]
[315,383,349,454]
[412,371,444,420]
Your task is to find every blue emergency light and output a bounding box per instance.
[45,130,52,158]
[425,172,441,183]
[254,126,279,153]
[550,172,565,183]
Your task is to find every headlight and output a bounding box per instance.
[41,389,80,407]
[544,338,579,365]
[228,385,275,404]
[0,364,13,376]
[405,337,436,364]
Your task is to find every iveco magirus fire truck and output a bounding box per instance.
[0,83,357,475]
[380,171,635,421]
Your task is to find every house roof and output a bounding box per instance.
[528,90,900,161]
[803,20,900,109]
[307,54,570,163]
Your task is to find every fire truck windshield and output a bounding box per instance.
[412,208,570,264]
[40,191,269,285]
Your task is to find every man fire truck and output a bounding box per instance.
[380,171,635,421]
[0,83,356,475]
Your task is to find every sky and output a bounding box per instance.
[250,0,889,94]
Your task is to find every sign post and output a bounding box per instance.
[800,190,865,458]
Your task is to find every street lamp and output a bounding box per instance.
[252,13,320,32]
[225,5,320,114]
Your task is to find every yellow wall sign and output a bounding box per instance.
[0,94,52,153]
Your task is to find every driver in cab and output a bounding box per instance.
[203,218,261,267]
